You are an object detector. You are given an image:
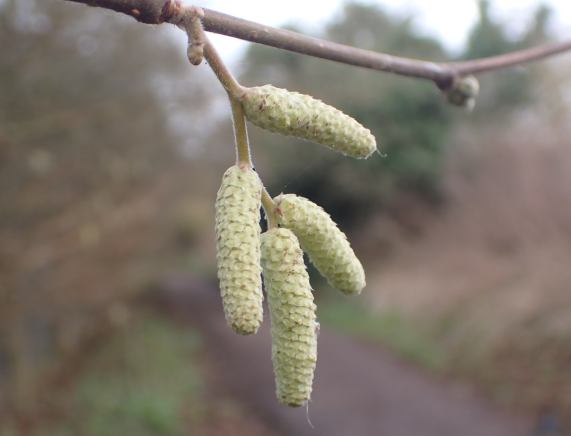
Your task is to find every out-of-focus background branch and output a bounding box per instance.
[1,1,570,435]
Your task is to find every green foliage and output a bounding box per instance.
[318,296,448,371]
[49,314,203,436]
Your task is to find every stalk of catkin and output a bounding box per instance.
[215,165,263,335]
[240,85,377,159]
[261,228,317,407]
[275,194,365,295]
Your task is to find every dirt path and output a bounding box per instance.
[158,276,534,436]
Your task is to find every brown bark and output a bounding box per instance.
[66,0,174,24]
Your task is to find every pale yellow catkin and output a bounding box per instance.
[215,165,263,335]
[241,85,377,159]
[261,228,317,407]
[275,194,366,295]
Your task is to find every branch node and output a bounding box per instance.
[159,0,183,24]
[189,5,205,19]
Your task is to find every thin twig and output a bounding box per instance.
[261,188,278,230]
[177,6,250,164]
[200,7,451,86]
[176,6,243,95]
[64,0,571,89]
[202,37,244,97]
[451,41,571,76]
[229,97,252,167]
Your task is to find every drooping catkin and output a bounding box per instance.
[275,194,366,295]
[215,165,263,335]
[240,85,377,159]
[261,228,317,407]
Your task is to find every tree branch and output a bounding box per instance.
[64,0,571,89]
[451,41,571,76]
[199,7,451,85]
[65,0,174,24]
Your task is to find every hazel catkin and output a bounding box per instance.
[215,165,263,335]
[275,194,366,295]
[240,85,377,159]
[261,228,317,407]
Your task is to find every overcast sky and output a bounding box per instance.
[185,0,571,62]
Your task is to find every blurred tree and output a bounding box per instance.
[1,0,180,227]
[462,0,552,113]
[0,0,215,413]
[464,0,509,59]
[242,3,451,227]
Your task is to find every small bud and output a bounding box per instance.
[240,85,377,159]
[275,194,365,295]
[445,75,479,110]
[186,6,205,66]
[215,165,264,334]
[261,228,317,407]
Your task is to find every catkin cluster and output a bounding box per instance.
[214,172,367,406]
[213,79,373,407]
[241,85,377,159]
[261,228,317,407]
[215,165,263,335]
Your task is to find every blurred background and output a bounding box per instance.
[1,0,570,435]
